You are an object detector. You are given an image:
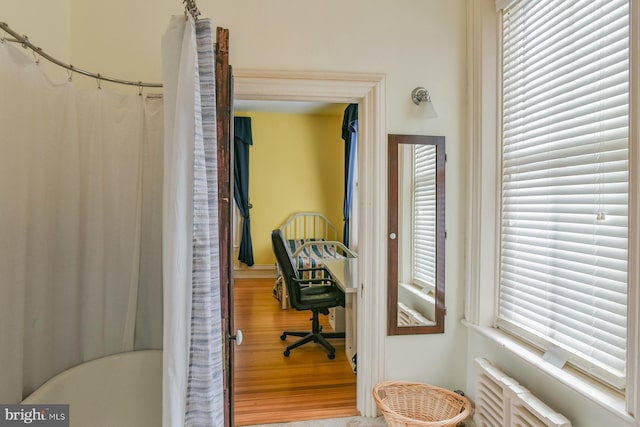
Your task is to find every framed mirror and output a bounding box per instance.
[387,134,445,335]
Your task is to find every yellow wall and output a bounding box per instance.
[237,111,345,266]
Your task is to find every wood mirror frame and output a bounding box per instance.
[387,134,445,335]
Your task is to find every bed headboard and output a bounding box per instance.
[279,212,339,241]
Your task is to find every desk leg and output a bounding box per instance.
[329,307,345,332]
[345,293,357,373]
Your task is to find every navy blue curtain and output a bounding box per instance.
[234,117,254,266]
[341,104,358,248]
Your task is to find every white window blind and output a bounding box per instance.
[498,0,629,388]
[413,144,437,291]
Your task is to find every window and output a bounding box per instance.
[413,144,437,292]
[399,144,437,295]
[497,0,629,389]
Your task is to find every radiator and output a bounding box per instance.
[474,358,572,427]
[397,302,431,326]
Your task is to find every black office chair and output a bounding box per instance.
[271,229,345,359]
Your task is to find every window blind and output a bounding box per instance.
[413,144,437,291]
[498,0,629,388]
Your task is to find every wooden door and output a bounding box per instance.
[215,27,235,427]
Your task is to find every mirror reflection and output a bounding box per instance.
[388,134,445,335]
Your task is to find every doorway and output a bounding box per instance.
[231,70,387,420]
[231,101,356,425]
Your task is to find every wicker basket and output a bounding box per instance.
[373,381,472,427]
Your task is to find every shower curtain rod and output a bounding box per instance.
[0,21,163,88]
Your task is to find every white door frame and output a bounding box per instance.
[234,69,387,417]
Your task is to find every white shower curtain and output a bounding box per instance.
[162,15,225,427]
[0,39,164,403]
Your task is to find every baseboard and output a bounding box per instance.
[234,264,277,279]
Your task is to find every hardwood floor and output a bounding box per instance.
[233,278,358,426]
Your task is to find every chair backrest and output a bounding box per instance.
[271,229,302,307]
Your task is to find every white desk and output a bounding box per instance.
[323,258,358,372]
[323,257,358,294]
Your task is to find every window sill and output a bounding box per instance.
[462,320,634,425]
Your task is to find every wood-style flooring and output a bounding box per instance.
[233,278,358,426]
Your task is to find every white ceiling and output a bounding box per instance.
[233,100,347,116]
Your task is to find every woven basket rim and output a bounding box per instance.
[373,381,472,427]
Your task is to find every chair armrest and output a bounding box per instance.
[293,276,340,288]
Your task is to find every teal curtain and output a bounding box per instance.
[234,117,254,266]
[341,104,358,247]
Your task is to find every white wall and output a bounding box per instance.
[0,0,71,78]
[4,2,635,425]
[68,0,469,390]
[4,0,470,402]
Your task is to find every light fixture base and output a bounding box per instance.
[411,87,431,105]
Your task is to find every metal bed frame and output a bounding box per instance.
[274,212,356,309]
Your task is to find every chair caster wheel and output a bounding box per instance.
[328,353,335,360]
[284,349,290,357]
[280,334,286,341]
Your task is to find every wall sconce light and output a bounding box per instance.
[411,86,437,118]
